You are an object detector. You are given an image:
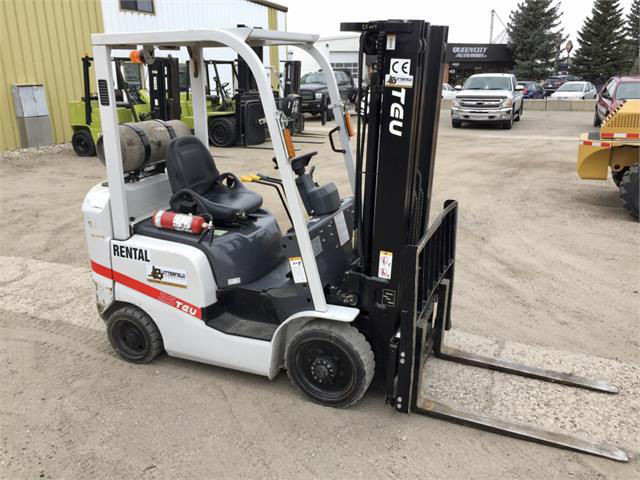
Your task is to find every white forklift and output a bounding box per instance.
[84,22,628,462]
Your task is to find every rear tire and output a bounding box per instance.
[208,116,237,147]
[72,129,96,157]
[619,165,639,219]
[285,321,374,408]
[612,167,628,187]
[593,109,602,127]
[451,120,462,128]
[107,306,163,364]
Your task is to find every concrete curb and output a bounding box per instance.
[440,98,596,112]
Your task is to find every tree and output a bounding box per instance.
[507,0,566,80]
[626,0,640,73]
[571,0,628,81]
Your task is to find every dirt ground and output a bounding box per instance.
[0,110,638,479]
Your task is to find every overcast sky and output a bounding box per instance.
[282,0,634,46]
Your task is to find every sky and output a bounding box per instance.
[282,0,635,46]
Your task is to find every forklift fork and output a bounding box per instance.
[390,201,629,462]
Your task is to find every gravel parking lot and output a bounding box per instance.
[1,109,638,479]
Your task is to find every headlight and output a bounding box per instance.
[452,99,460,107]
[501,98,513,108]
[315,92,323,100]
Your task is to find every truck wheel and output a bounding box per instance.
[593,109,602,127]
[72,129,96,157]
[619,165,639,219]
[285,321,374,408]
[451,120,462,128]
[107,306,163,364]
[208,116,236,147]
[502,111,514,129]
[515,103,523,121]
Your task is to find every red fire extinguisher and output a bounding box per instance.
[152,210,210,235]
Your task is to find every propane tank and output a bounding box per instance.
[152,210,210,235]
[96,119,191,172]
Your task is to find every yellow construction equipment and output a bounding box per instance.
[577,100,639,219]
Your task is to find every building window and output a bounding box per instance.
[120,0,154,14]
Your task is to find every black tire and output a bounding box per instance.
[208,116,237,147]
[502,110,514,129]
[72,129,96,157]
[515,102,523,121]
[619,165,639,220]
[451,120,462,128]
[593,109,602,127]
[612,167,628,187]
[107,306,163,364]
[285,321,374,408]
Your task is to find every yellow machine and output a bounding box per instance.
[577,100,639,219]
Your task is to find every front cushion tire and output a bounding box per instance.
[107,306,164,364]
[285,321,374,408]
[72,129,96,157]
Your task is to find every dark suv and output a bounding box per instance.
[300,70,355,118]
[594,75,640,126]
[542,74,580,96]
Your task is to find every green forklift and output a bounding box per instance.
[68,56,151,156]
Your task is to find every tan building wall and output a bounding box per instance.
[0,0,103,151]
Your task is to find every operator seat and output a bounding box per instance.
[166,136,262,222]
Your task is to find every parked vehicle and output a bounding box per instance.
[594,75,640,127]
[299,70,355,119]
[550,81,597,100]
[442,83,457,100]
[542,74,580,96]
[517,81,545,99]
[451,73,524,129]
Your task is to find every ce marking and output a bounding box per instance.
[390,58,411,75]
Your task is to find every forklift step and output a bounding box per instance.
[205,313,278,341]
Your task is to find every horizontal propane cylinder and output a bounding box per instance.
[96,119,191,172]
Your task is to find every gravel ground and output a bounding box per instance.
[0,110,638,479]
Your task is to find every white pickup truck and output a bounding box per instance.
[451,73,524,129]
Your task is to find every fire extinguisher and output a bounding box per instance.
[152,210,211,235]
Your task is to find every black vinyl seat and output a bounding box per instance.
[166,136,262,222]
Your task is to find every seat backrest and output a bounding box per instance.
[166,136,219,195]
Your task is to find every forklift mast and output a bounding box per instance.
[340,20,448,388]
[282,60,302,96]
[147,56,181,121]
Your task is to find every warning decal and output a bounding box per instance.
[378,250,393,280]
[288,256,307,284]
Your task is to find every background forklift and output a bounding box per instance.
[84,24,628,463]
[68,55,150,156]
[577,100,639,219]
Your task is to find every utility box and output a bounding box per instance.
[11,84,54,148]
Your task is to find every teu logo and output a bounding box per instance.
[113,244,150,262]
[175,300,198,317]
[389,88,406,137]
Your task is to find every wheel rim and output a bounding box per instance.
[209,121,230,145]
[73,134,91,155]
[113,319,148,360]
[292,338,357,403]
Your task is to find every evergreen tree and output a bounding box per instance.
[571,0,628,81]
[626,0,640,73]
[507,0,566,80]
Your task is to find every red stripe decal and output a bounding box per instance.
[583,141,592,146]
[91,260,113,279]
[628,133,639,139]
[602,142,611,148]
[601,133,614,138]
[90,261,202,319]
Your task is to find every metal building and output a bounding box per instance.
[0,0,287,151]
